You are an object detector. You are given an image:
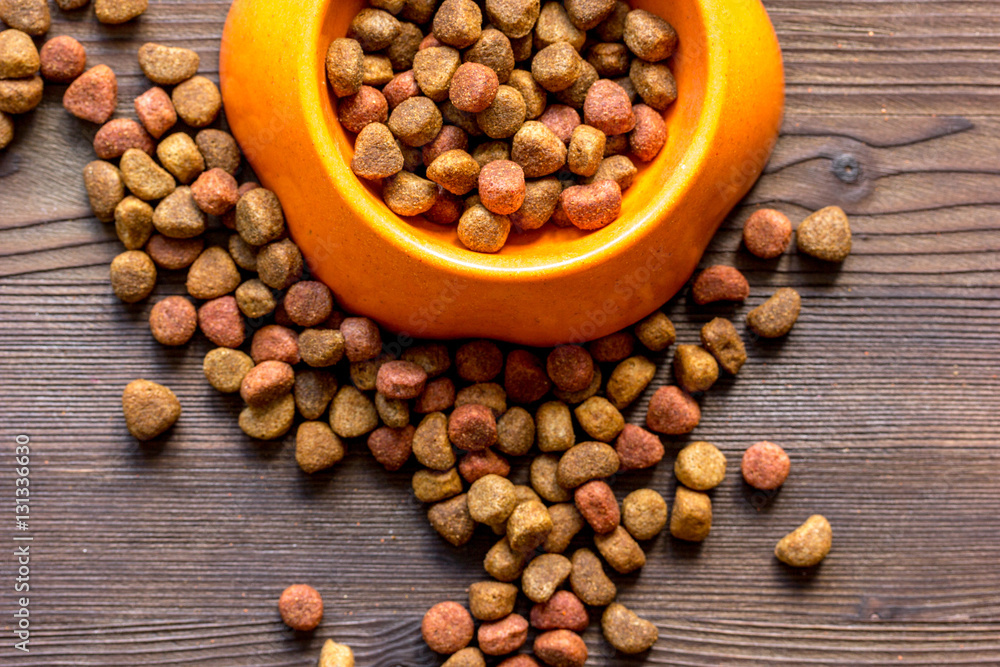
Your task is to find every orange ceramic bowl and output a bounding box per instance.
[220,0,783,346]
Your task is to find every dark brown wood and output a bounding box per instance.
[2,1,1000,665]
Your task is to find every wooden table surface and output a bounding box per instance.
[2,1,999,665]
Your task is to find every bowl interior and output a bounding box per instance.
[316,0,708,271]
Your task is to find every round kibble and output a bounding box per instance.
[556,441,620,489]
[203,348,254,394]
[468,474,517,525]
[235,279,275,319]
[634,311,675,351]
[674,441,726,491]
[0,0,49,36]
[574,480,619,534]
[257,239,303,290]
[535,2,585,50]
[583,79,635,135]
[146,235,203,270]
[251,325,300,365]
[121,379,180,441]
[423,601,474,654]
[476,85,526,140]
[367,424,415,471]
[546,345,593,393]
[122,149,176,201]
[383,171,439,216]
[747,288,801,338]
[742,441,791,490]
[553,364,601,404]
[567,124,606,177]
[511,121,567,178]
[339,85,389,134]
[450,62,499,113]
[241,360,295,407]
[744,208,793,259]
[509,178,561,230]
[149,296,196,346]
[414,377,457,413]
[350,8,401,51]
[239,394,295,440]
[423,125,469,165]
[458,204,510,253]
[478,160,525,215]
[629,59,677,110]
[296,421,345,474]
[532,42,583,93]
[427,149,481,196]
[0,74,43,115]
[621,488,667,541]
[191,168,238,216]
[574,397,624,443]
[536,402,574,456]
[110,250,156,303]
[432,0,482,49]
[775,515,832,567]
[278,584,323,631]
[284,281,333,327]
[606,355,655,409]
[469,581,518,622]
[624,8,677,62]
[329,386,379,438]
[587,42,629,78]
[448,403,497,451]
[172,76,221,128]
[388,21,422,70]
[376,360,428,399]
[496,406,535,456]
[586,154,637,190]
[485,0,539,39]
[504,349,551,403]
[464,28,515,84]
[538,104,581,143]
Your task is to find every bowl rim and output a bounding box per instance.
[299,0,722,280]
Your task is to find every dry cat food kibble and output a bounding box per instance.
[423,601,476,654]
[742,440,791,490]
[775,514,833,567]
[334,0,678,252]
[121,379,181,441]
[278,584,323,631]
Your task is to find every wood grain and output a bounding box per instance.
[2,1,1000,665]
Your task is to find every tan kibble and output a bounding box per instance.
[468,474,517,525]
[429,494,476,546]
[601,603,658,655]
[84,160,125,223]
[673,344,719,393]
[670,486,712,542]
[239,393,295,440]
[574,397,624,443]
[137,43,199,85]
[440,99,482,137]
[153,187,205,239]
[375,392,409,428]
[299,324,344,362]
[624,9,677,62]
[95,0,147,24]
[622,488,667,540]
[122,379,180,441]
[156,132,204,184]
[325,38,364,98]
[110,250,156,303]
[427,149,481,195]
[532,42,582,93]
[352,122,405,180]
[634,311,675,351]
[543,503,585,554]
[476,85,526,139]
[701,317,747,375]
[296,422,345,474]
[674,441,726,491]
[382,171,438,217]
[0,29,39,79]
[511,121,567,178]
[318,640,355,667]
[294,370,338,420]
[234,280,275,322]
[113,197,154,249]
[388,21,422,71]
[495,406,535,456]
[567,124,606,177]
[747,288,802,338]
[464,28,515,84]
[775,515,833,567]
[606,356,655,409]
[171,76,221,127]
[186,246,240,300]
[509,178,561,231]
[587,43,630,78]
[535,2,585,51]
[432,0,482,49]
[595,1,628,40]
[413,46,461,102]
[120,149,175,202]
[507,69,547,119]
[257,239,303,290]
[203,348,254,393]
[0,110,12,149]
[797,205,852,262]
[506,499,553,553]
[362,54,394,87]
[586,155,637,191]
[413,412,456,470]
[329,386,378,438]
[236,188,285,247]
[0,75,43,114]
[469,581,518,622]
[555,60,598,109]
[594,525,645,573]
[530,454,570,502]
[484,537,527,581]
[349,8,402,52]
[630,59,677,110]
[458,204,510,253]
[196,129,240,175]
[522,554,571,603]
[413,467,463,503]
[557,441,620,488]
[388,96,443,147]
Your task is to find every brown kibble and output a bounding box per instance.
[122,148,176,201]
[743,208,793,259]
[157,132,205,184]
[701,317,747,375]
[350,8,402,51]
[531,454,570,503]
[198,296,246,348]
[634,311,675,351]
[0,0,48,35]
[546,345,593,393]
[485,0,539,39]
[63,64,116,123]
[196,129,241,175]
[240,360,295,407]
[296,422,345,474]
[602,603,658,655]
[450,62,499,113]
[329,386,379,438]
[427,149,481,196]
[624,8,677,62]
[622,488,667,540]
[535,2,585,51]
[495,406,534,456]
[565,0,615,29]
[95,0,147,24]
[109,250,156,303]
[191,168,238,216]
[464,28,515,84]
[531,43,582,94]
[630,104,667,162]
[383,170,439,216]
[612,74,637,103]
[0,110,12,149]
[0,29,39,79]
[423,125,468,166]
[83,160,125,223]
[509,178,561,231]
[236,188,285,246]
[583,79,635,135]
[251,325,300,365]
[556,441,619,489]
[122,379,180,441]
[432,0,482,49]
[422,601,474,654]
[606,356,655,409]
[476,84,526,139]
[673,344,719,393]
[594,524,645,573]
[114,196,153,249]
[535,401,573,453]
[567,124,606,177]
[388,96,443,147]
[670,486,712,542]
[522,553,571,603]
[614,424,663,470]
[235,279,274,319]
[413,46,461,102]
[477,160,525,215]
[389,21,423,70]
[401,0,437,23]
[458,204,511,253]
[543,503,584,554]
[505,499,552,552]
[149,296,196,346]
[587,42,629,78]
[775,515,832,567]
[404,343,452,378]
[283,281,333,328]
[504,349,551,404]
[560,180,621,230]
[137,43,198,85]
[340,317,381,362]
[146,235,203,270]
[0,74,42,114]
[361,54,393,87]
[414,377,457,413]
[674,441,726,491]
[585,154,637,191]
[530,590,588,632]
[630,59,677,110]
[507,69,546,119]
[452,340,500,383]
[555,60,598,109]
[692,265,750,304]
[468,473,516,525]
[257,239,303,290]
[278,584,323,631]
[367,424,415,471]
[469,581,518,622]
[412,467,462,503]
[172,76,221,128]
[646,385,700,435]
[747,287,801,338]
[534,630,588,667]
[318,640,355,667]
[511,121,567,178]
[574,479,619,534]
[797,205,852,262]
[603,130,629,156]
[299,328,346,368]
[186,246,240,299]
[203,348,254,394]
[326,38,364,98]
[569,548,616,606]
[134,87,176,139]
[479,613,530,656]
[574,397,624,443]
[294,370,338,420]
[741,441,791,490]
[595,1,629,40]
